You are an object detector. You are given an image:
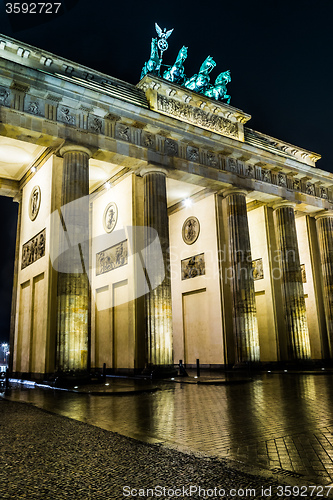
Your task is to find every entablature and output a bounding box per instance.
[0,34,148,110]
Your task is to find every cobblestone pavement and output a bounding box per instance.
[0,398,304,500]
[3,373,333,491]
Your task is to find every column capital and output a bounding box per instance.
[272,200,296,211]
[13,189,22,204]
[59,144,92,158]
[139,165,168,177]
[221,187,248,198]
[315,210,333,220]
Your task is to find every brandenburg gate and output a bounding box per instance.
[0,32,332,379]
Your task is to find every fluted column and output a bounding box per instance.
[142,166,174,372]
[56,145,91,373]
[316,212,333,357]
[273,201,311,361]
[223,188,260,364]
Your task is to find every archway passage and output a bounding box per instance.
[0,197,18,345]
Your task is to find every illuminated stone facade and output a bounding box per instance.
[1,34,332,378]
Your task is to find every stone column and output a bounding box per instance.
[316,212,333,357]
[56,145,91,373]
[141,166,174,374]
[223,188,260,364]
[273,201,311,361]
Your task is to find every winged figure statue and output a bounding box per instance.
[155,23,174,52]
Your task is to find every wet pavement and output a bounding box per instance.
[26,377,161,395]
[1,398,307,500]
[2,372,333,488]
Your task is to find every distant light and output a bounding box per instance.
[183,198,192,208]
[284,370,288,373]
[31,166,37,173]
[105,181,111,190]
[74,386,78,389]
[105,383,110,386]
[322,368,325,371]
[267,370,271,373]
[21,380,35,386]
[194,376,198,379]
[171,378,174,381]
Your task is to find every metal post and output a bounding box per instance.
[178,359,188,377]
[196,359,200,378]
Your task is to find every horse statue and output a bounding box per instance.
[184,56,216,94]
[140,38,161,80]
[163,46,188,84]
[204,70,231,103]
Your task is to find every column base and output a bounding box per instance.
[278,359,316,370]
[232,361,262,371]
[53,369,90,387]
[141,364,178,379]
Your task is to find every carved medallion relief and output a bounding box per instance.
[29,186,41,221]
[103,202,118,233]
[182,216,200,245]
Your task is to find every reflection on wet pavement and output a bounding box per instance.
[3,373,333,484]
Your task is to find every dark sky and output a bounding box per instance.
[0,0,332,341]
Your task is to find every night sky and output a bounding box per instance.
[0,0,332,342]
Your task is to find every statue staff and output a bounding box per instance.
[155,23,174,64]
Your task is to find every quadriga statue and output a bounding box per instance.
[140,38,161,80]
[204,70,231,104]
[184,56,216,94]
[163,46,188,84]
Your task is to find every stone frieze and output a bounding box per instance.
[157,94,239,139]
[181,253,205,280]
[96,240,128,276]
[21,228,46,270]
[252,258,264,281]
[0,77,329,203]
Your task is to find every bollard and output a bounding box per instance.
[102,362,106,382]
[178,359,188,377]
[196,359,200,378]
[5,367,9,390]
